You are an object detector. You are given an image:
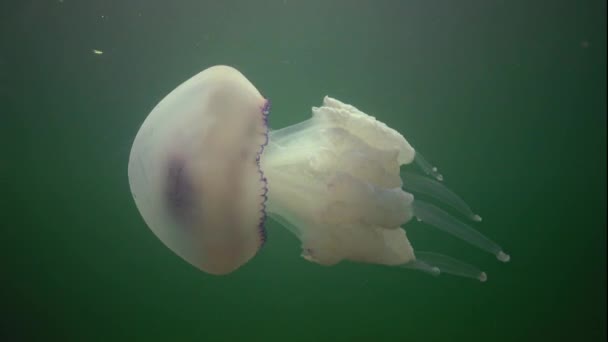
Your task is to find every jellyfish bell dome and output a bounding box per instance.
[128,65,269,275]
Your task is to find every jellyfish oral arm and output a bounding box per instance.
[411,200,510,263]
[262,97,418,267]
[261,96,509,281]
[401,171,482,222]
[402,252,488,282]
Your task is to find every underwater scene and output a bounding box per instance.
[2,1,606,341]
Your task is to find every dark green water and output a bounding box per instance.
[2,1,606,341]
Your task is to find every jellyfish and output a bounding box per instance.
[128,65,510,280]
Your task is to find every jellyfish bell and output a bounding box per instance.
[129,65,510,281]
[128,65,269,275]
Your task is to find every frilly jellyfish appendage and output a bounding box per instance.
[128,65,509,281]
[264,96,509,281]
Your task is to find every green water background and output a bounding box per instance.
[2,1,606,341]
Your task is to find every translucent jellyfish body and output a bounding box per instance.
[128,65,510,280]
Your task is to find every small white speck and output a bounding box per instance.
[92,49,103,55]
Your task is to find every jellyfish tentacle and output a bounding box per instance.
[402,171,482,222]
[401,259,441,277]
[413,150,443,181]
[412,200,510,263]
[407,251,487,282]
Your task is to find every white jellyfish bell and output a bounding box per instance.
[128,65,510,280]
